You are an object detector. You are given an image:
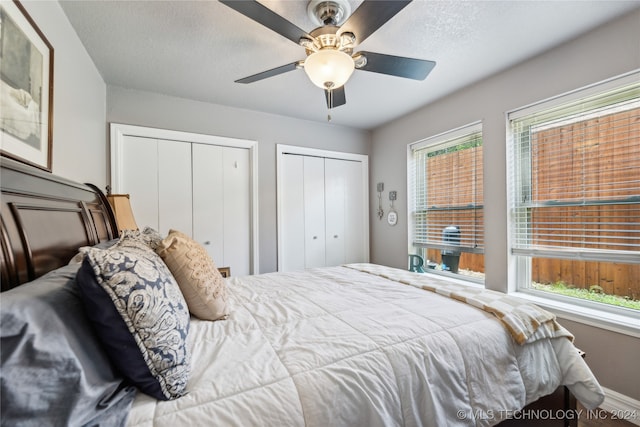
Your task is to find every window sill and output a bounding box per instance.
[419,271,639,338]
[511,291,640,338]
[422,269,485,287]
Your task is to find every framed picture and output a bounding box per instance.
[218,267,231,278]
[0,0,53,172]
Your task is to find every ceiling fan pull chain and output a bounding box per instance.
[327,88,333,121]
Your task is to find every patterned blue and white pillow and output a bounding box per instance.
[77,236,190,400]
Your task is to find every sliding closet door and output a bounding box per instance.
[280,154,328,270]
[280,155,305,271]
[304,156,326,269]
[324,158,346,266]
[342,159,365,263]
[192,144,251,276]
[325,158,365,265]
[157,140,192,236]
[119,137,192,236]
[120,136,159,231]
[192,143,224,265]
[222,147,251,276]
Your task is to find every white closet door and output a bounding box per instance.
[192,143,224,266]
[343,159,365,263]
[158,140,192,236]
[120,136,159,231]
[304,156,326,268]
[223,146,251,276]
[112,124,258,275]
[278,149,368,272]
[324,158,346,266]
[280,155,306,271]
[324,158,365,266]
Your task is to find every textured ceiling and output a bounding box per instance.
[59,0,639,129]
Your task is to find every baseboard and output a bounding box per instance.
[600,387,640,426]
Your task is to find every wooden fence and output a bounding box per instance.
[528,107,640,299]
[423,144,484,272]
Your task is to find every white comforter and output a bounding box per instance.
[127,265,604,427]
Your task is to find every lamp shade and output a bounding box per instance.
[107,194,139,232]
[304,49,355,89]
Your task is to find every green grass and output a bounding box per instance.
[531,281,640,310]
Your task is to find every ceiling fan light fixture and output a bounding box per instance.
[299,37,316,51]
[338,32,356,49]
[352,52,367,69]
[304,49,354,89]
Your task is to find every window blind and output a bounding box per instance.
[410,123,484,254]
[508,77,640,263]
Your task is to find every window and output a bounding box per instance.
[409,122,484,280]
[508,72,640,311]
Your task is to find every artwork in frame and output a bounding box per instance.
[0,0,53,172]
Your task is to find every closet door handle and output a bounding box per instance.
[204,241,211,245]
[313,236,318,240]
[333,235,339,238]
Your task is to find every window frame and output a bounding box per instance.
[506,70,640,332]
[407,121,484,283]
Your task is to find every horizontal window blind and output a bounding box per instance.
[410,123,484,253]
[509,78,640,263]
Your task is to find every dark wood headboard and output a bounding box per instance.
[1,157,118,291]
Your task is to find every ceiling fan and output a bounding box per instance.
[220,0,436,110]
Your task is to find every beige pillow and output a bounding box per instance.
[156,229,229,321]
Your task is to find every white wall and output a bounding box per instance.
[19,1,107,186]
[370,10,640,400]
[106,86,371,273]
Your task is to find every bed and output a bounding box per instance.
[0,156,604,427]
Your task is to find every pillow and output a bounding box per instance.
[119,226,164,250]
[68,238,119,264]
[0,263,136,426]
[76,236,190,400]
[67,226,162,265]
[156,229,229,321]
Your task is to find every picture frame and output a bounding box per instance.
[218,267,231,278]
[0,0,54,172]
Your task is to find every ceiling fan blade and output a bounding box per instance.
[338,0,412,45]
[220,0,312,45]
[325,86,346,109]
[356,51,436,80]
[235,62,300,84]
